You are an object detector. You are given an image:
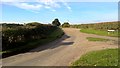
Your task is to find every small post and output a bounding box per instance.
[108,32,109,35]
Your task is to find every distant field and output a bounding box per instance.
[71,21,119,37]
[80,29,119,37]
[71,48,118,66]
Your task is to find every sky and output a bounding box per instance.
[0,0,119,24]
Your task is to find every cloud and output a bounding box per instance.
[38,0,60,8]
[45,6,56,12]
[60,0,72,12]
[63,2,72,12]
[1,0,72,13]
[1,0,119,2]
[38,0,72,11]
[1,0,26,2]
[2,2,43,13]
[13,3,42,10]
[38,0,60,12]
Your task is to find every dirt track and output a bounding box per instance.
[2,28,118,66]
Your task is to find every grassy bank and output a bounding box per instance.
[80,29,119,37]
[2,27,64,58]
[87,37,109,42]
[71,48,118,66]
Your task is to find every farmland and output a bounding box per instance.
[71,21,119,30]
[71,21,120,37]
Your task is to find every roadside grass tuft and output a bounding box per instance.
[71,48,118,66]
[87,37,109,42]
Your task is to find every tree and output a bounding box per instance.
[26,22,41,26]
[62,22,70,27]
[52,18,61,26]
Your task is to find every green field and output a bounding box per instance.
[87,37,109,42]
[80,29,119,37]
[71,48,118,66]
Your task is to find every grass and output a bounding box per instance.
[71,48,118,66]
[87,37,109,42]
[2,27,64,57]
[80,29,119,37]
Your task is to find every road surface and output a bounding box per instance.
[2,28,118,66]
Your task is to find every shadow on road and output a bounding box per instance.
[29,34,74,52]
[60,42,74,45]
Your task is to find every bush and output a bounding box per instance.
[2,23,58,51]
[62,22,70,28]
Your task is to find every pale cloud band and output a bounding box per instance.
[1,0,119,2]
[1,0,119,13]
[1,0,73,13]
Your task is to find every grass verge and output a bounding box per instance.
[80,29,119,37]
[87,37,109,42]
[71,48,118,66]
